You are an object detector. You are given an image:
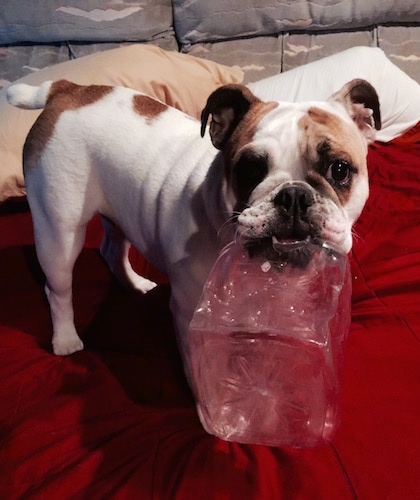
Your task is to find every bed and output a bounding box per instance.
[1,2,420,499]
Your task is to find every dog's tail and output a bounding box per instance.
[6,81,53,110]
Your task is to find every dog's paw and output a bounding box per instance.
[126,273,158,293]
[52,335,84,356]
[135,277,158,294]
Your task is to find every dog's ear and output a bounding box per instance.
[331,79,381,143]
[201,84,260,149]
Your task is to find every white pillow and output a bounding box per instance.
[247,47,420,142]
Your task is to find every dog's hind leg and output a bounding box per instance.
[100,216,157,293]
[33,220,88,356]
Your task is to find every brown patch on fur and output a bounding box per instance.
[299,106,367,204]
[24,80,113,171]
[133,94,167,122]
[230,101,279,153]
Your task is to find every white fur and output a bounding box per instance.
[7,82,372,366]
[7,81,53,109]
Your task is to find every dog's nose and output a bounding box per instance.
[274,185,314,217]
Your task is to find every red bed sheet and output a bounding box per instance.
[1,124,419,499]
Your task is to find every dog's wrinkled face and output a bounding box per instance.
[201,80,381,262]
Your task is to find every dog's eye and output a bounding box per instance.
[326,160,352,187]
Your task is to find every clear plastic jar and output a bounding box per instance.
[188,239,351,447]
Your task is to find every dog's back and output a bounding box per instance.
[9,80,217,264]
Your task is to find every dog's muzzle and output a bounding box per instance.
[273,183,315,241]
[244,182,321,268]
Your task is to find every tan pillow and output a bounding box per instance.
[0,44,243,202]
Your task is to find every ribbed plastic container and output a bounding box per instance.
[188,240,351,447]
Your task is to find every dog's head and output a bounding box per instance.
[201,80,380,262]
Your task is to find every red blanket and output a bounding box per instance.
[1,124,419,499]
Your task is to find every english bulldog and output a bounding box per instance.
[7,78,380,362]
